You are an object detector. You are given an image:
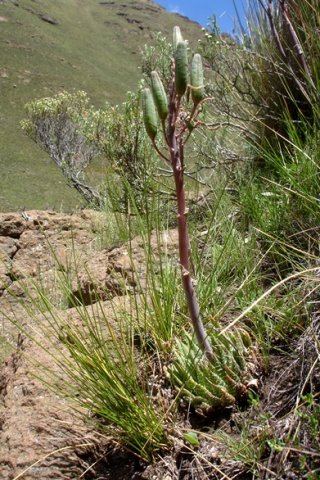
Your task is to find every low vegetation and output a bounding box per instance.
[3,0,319,478]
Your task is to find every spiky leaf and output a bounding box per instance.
[169,329,254,412]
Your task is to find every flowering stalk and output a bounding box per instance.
[142,28,214,361]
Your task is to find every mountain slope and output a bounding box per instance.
[0,0,202,211]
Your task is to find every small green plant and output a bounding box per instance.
[267,437,286,453]
[183,430,200,447]
[297,393,320,443]
[170,328,253,412]
[211,422,269,477]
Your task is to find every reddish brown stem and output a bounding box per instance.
[166,75,213,361]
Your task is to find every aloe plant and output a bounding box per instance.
[169,329,253,412]
[142,27,212,359]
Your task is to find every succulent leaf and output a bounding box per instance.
[170,328,254,412]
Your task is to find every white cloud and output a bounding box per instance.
[168,4,184,15]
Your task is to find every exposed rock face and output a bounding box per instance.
[71,228,178,305]
[0,209,178,479]
[0,340,90,480]
[0,210,98,352]
[0,210,102,478]
[0,300,129,480]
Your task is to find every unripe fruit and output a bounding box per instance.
[150,71,168,121]
[142,88,157,141]
[173,25,183,51]
[191,53,205,105]
[175,41,188,97]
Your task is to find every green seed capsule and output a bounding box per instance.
[142,87,157,141]
[175,40,188,97]
[173,25,183,51]
[150,71,168,121]
[191,53,205,105]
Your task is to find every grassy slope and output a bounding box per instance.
[0,0,201,211]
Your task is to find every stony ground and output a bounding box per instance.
[0,209,179,479]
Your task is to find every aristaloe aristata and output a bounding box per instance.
[170,328,254,412]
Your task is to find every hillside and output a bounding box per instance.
[0,1,319,477]
[0,0,202,212]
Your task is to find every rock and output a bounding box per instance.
[71,229,178,305]
[0,263,11,293]
[0,237,15,293]
[0,236,17,260]
[5,212,96,280]
[0,213,26,238]
[0,210,100,356]
[71,247,137,305]
[40,13,59,25]
[0,297,131,479]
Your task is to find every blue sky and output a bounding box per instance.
[156,0,246,33]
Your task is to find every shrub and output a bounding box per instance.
[22,90,159,212]
[22,91,102,206]
[96,91,159,213]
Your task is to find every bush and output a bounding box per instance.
[22,90,159,212]
[96,91,159,213]
[22,91,102,205]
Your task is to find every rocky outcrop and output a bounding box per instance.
[0,210,99,352]
[0,299,131,480]
[71,228,178,305]
[0,210,103,478]
[0,209,178,479]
